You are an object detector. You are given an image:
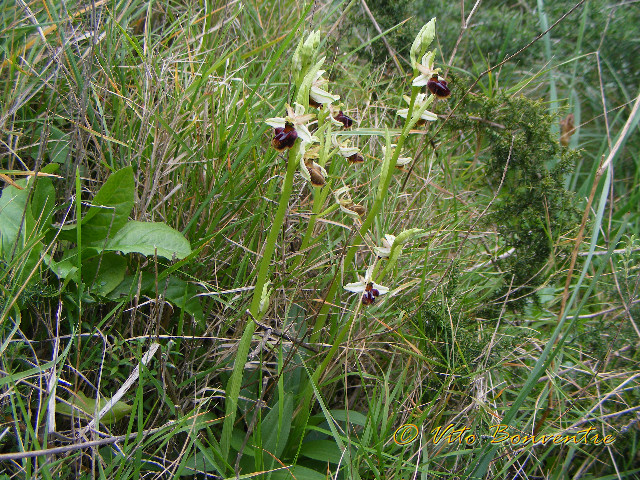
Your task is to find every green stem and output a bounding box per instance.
[290,114,331,272]
[249,143,301,317]
[310,85,422,342]
[291,88,424,445]
[221,142,301,462]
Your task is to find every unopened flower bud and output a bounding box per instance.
[292,31,321,81]
[410,18,436,70]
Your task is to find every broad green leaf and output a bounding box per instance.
[325,409,368,427]
[66,166,135,244]
[0,178,45,286]
[31,126,70,164]
[56,391,132,425]
[106,272,203,322]
[161,276,204,323]
[230,428,256,457]
[270,465,328,480]
[105,221,192,260]
[0,179,31,259]
[178,451,219,477]
[31,165,58,235]
[43,255,79,283]
[82,252,127,296]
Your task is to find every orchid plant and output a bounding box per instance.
[225,18,450,456]
[262,18,447,316]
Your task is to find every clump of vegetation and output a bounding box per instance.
[486,96,581,309]
[441,83,582,310]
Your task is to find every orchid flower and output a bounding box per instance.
[334,185,365,217]
[332,135,364,164]
[412,51,440,87]
[266,103,318,150]
[332,110,353,128]
[309,70,340,107]
[373,234,396,258]
[300,155,327,187]
[381,144,412,170]
[344,265,389,305]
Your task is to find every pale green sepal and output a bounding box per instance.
[259,280,272,316]
[296,57,326,109]
[381,228,425,278]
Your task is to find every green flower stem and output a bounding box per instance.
[296,87,422,443]
[310,85,421,342]
[221,142,301,461]
[249,142,302,317]
[290,114,331,271]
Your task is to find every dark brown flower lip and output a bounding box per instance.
[427,75,451,99]
[362,282,380,305]
[334,111,354,128]
[347,153,364,164]
[272,123,297,151]
[304,160,326,187]
[309,97,322,109]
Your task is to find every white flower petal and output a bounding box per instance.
[310,86,340,105]
[334,186,351,202]
[344,282,366,293]
[330,115,344,127]
[396,155,412,166]
[332,135,359,157]
[396,108,409,119]
[373,246,391,258]
[339,203,361,218]
[293,102,306,116]
[265,117,286,128]
[364,265,375,282]
[412,74,431,87]
[295,124,315,144]
[340,146,360,157]
[299,157,311,182]
[420,111,438,121]
[372,283,389,295]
